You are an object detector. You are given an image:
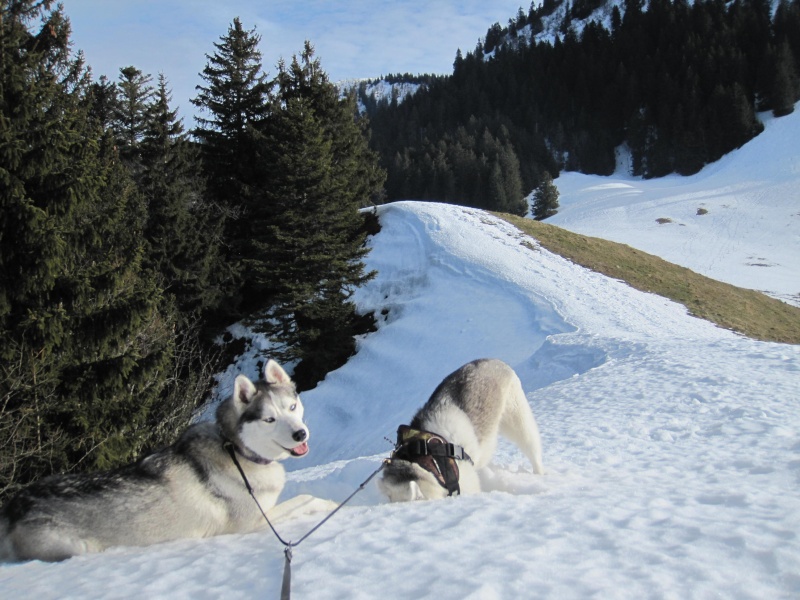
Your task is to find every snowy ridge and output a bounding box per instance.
[337,78,422,113]
[485,0,625,59]
[1,114,799,599]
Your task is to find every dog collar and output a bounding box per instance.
[222,439,273,465]
[390,425,472,496]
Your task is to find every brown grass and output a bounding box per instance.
[495,213,800,344]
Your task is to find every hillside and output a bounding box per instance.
[547,104,800,309]
[365,0,800,210]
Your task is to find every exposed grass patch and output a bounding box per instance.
[495,213,800,344]
[656,217,673,224]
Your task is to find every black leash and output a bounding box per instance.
[224,442,385,600]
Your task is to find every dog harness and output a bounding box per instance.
[391,425,473,496]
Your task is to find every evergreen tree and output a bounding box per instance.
[1,0,173,498]
[278,43,385,212]
[774,0,800,71]
[765,40,799,116]
[112,65,155,170]
[87,74,119,129]
[191,18,274,316]
[54,131,174,471]
[140,74,223,316]
[531,172,560,220]
[253,44,384,388]
[1,1,83,495]
[707,82,762,157]
[138,79,224,447]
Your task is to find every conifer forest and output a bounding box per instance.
[366,0,800,209]
[2,0,799,501]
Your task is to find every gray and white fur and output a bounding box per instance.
[379,358,544,502]
[0,360,332,562]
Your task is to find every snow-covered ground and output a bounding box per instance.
[549,108,800,307]
[1,108,799,598]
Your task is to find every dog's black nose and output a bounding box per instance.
[293,429,307,442]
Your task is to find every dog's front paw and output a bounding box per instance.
[268,494,339,523]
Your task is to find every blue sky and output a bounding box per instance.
[61,0,528,124]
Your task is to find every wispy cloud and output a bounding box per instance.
[62,0,526,121]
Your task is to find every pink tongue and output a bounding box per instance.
[292,442,309,456]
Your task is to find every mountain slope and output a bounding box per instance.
[501,211,800,343]
[549,106,800,307]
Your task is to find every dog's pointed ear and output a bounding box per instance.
[234,374,257,405]
[263,359,291,385]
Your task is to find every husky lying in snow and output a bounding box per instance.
[379,359,544,502]
[0,360,335,562]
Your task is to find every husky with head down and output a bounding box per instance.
[379,358,544,502]
[0,360,333,562]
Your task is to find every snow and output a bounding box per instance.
[2,107,799,598]
[490,0,624,56]
[549,107,800,307]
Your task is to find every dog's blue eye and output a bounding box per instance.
[290,404,297,411]
[264,417,276,423]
